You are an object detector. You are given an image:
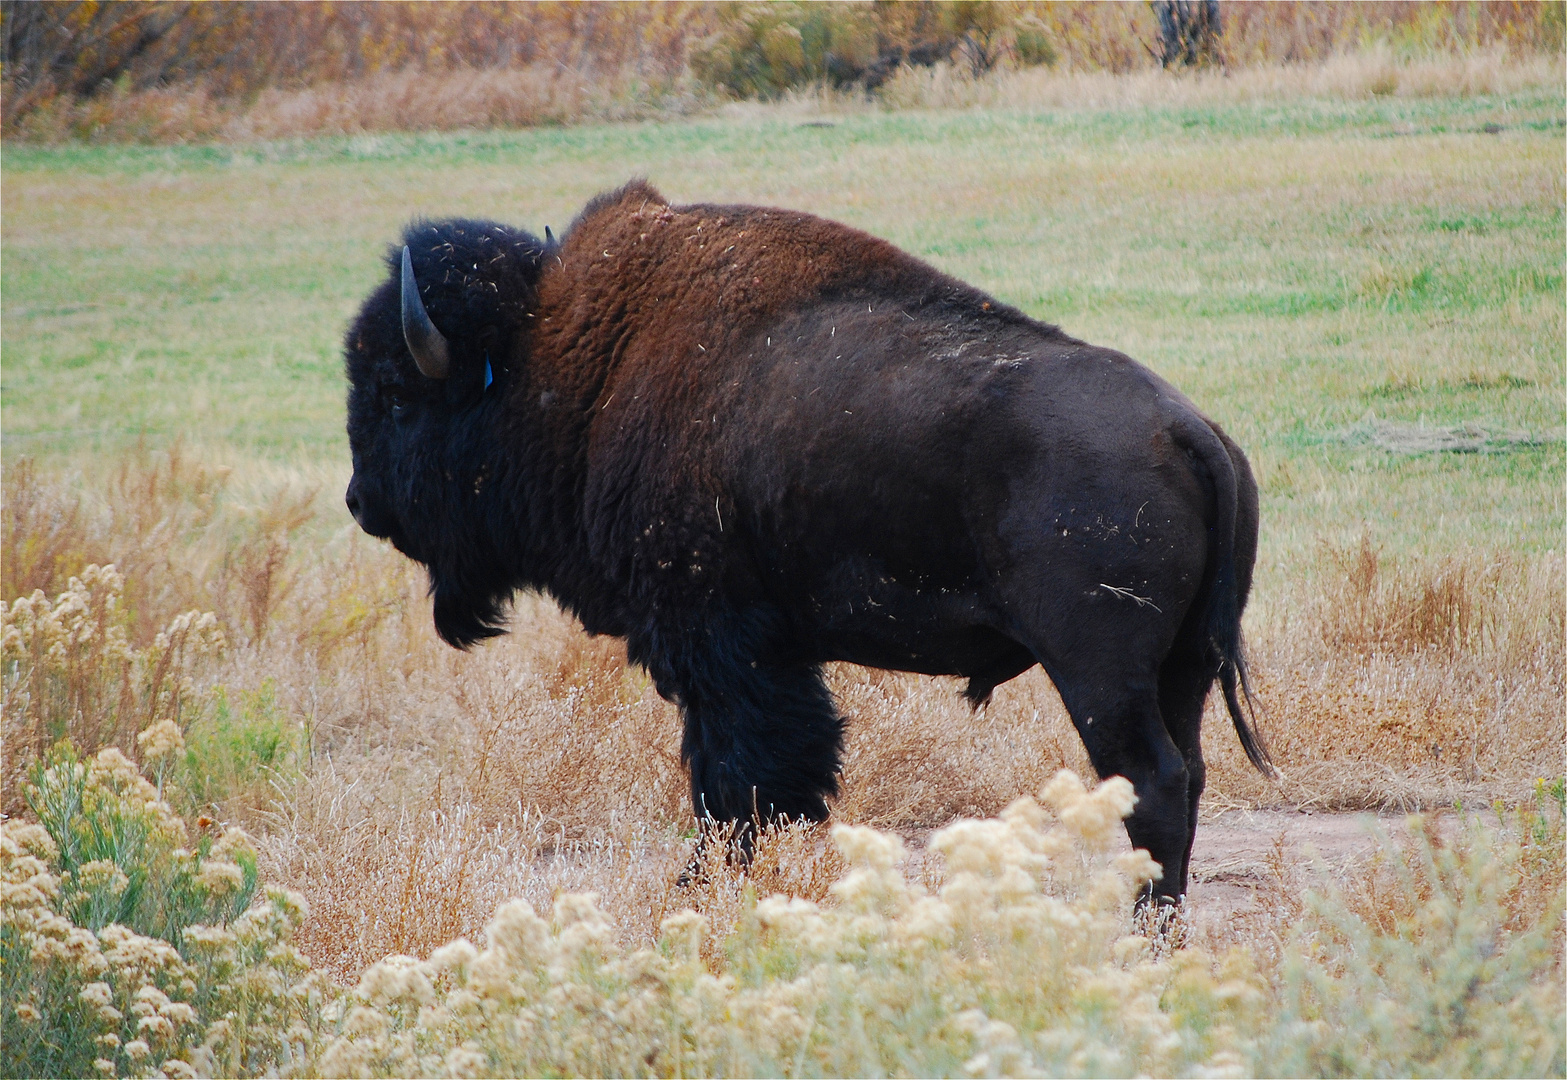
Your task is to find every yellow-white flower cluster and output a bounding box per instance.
[81,747,190,839]
[2,564,133,668]
[2,563,224,780]
[152,609,225,656]
[314,771,1263,1078]
[136,719,186,763]
[2,747,322,1080]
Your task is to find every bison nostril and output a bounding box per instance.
[346,490,361,519]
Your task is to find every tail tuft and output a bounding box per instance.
[1219,651,1274,776]
[1208,560,1274,777]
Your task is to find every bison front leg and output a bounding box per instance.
[681,658,844,833]
[631,608,845,855]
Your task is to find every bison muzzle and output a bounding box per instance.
[344,181,1270,903]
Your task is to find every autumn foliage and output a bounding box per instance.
[3,1,1562,142]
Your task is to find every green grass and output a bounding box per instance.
[4,90,1562,573]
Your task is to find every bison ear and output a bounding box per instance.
[445,328,501,408]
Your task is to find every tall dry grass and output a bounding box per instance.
[1211,536,1565,813]
[9,43,1562,144]
[6,64,708,144]
[0,0,711,138]
[876,44,1563,112]
[3,454,1561,981]
[1,449,318,650]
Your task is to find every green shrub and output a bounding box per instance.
[177,680,304,817]
[689,2,1057,100]
[24,744,260,948]
[1,744,323,1080]
[1012,14,1058,68]
[1258,789,1566,1078]
[691,2,883,98]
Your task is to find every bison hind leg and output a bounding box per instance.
[1007,622,1196,901]
[1156,624,1222,899]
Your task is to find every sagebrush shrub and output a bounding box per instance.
[1257,791,1566,1078]
[310,770,1565,1078]
[1,745,324,1080]
[312,773,1240,1078]
[2,565,225,812]
[4,747,1559,1078]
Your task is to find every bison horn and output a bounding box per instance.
[401,245,450,380]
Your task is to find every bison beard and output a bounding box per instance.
[343,181,1271,903]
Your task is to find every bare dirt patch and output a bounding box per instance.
[1190,809,1393,918]
[1178,807,1476,952]
[886,807,1430,934]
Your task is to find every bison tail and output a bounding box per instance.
[1207,552,1274,777]
[1174,413,1275,778]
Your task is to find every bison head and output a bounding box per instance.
[343,218,550,646]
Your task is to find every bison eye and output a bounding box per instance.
[383,387,412,420]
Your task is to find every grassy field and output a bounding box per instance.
[4,89,1562,555]
[3,80,1564,1076]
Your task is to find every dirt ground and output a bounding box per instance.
[884,807,1424,938]
[1183,808,1432,938]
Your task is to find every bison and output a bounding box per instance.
[344,180,1270,903]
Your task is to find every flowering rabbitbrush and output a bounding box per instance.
[0,745,324,1079]
[315,771,1244,1078]
[2,564,225,783]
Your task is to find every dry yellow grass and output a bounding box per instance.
[3,457,1560,982]
[874,45,1562,111]
[228,66,704,143]
[9,46,1561,145]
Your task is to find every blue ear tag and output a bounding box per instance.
[483,353,494,392]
